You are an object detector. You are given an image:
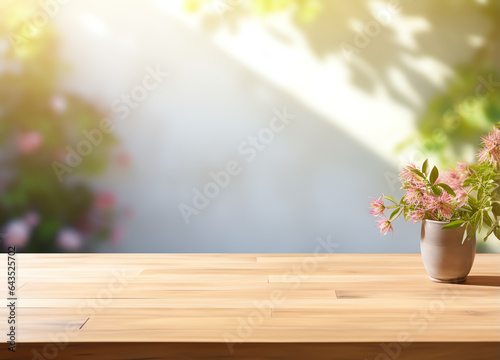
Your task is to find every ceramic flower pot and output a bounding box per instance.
[420,219,476,283]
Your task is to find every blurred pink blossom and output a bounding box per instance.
[57,228,83,251]
[116,151,131,167]
[16,131,43,154]
[24,211,40,227]
[50,95,67,114]
[3,219,30,248]
[95,192,115,211]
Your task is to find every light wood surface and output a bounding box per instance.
[1,253,499,359]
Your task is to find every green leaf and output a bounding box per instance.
[494,226,500,240]
[483,212,494,227]
[463,224,470,243]
[384,195,398,204]
[463,178,475,186]
[441,220,465,229]
[463,225,475,244]
[422,159,429,175]
[468,196,479,210]
[410,168,426,180]
[436,183,456,197]
[472,211,481,225]
[492,202,500,216]
[484,226,495,242]
[469,164,481,172]
[431,186,442,196]
[389,208,401,221]
[429,166,439,185]
[478,187,484,201]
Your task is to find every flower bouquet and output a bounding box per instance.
[369,125,500,282]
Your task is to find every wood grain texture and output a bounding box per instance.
[0,253,499,360]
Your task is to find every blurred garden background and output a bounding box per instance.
[0,0,499,253]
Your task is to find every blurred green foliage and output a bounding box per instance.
[402,1,500,168]
[0,1,117,252]
[400,65,500,168]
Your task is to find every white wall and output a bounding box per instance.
[53,0,496,252]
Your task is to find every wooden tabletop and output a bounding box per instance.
[2,253,499,359]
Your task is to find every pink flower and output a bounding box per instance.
[400,162,418,181]
[408,209,425,224]
[456,161,468,173]
[400,162,425,189]
[455,190,468,207]
[57,228,84,251]
[404,187,424,205]
[95,192,115,211]
[477,128,500,165]
[436,197,453,220]
[369,194,385,216]
[3,219,30,248]
[376,216,393,235]
[478,147,500,165]
[50,95,67,114]
[16,131,43,154]
[437,169,468,194]
[420,192,454,220]
[422,194,439,211]
[435,166,471,211]
[483,127,500,147]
